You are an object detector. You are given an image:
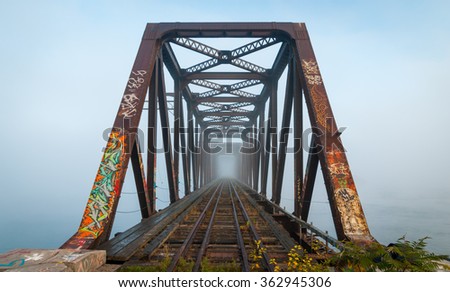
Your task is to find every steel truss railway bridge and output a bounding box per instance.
[62,22,375,271]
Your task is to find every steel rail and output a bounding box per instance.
[228,181,250,271]
[235,181,343,251]
[192,183,224,271]
[229,181,273,271]
[167,182,223,271]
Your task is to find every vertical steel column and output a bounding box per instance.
[293,60,303,217]
[195,122,201,188]
[198,127,204,187]
[247,139,251,186]
[208,143,212,183]
[157,58,179,203]
[130,137,150,219]
[203,139,208,184]
[243,138,248,185]
[258,106,266,195]
[270,82,278,202]
[252,125,258,190]
[254,120,261,192]
[179,99,191,195]
[203,136,211,184]
[261,104,271,196]
[274,60,294,205]
[147,62,158,215]
[300,137,319,222]
[208,134,213,183]
[173,79,180,196]
[188,110,197,190]
[241,151,246,184]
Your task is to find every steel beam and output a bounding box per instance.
[198,111,253,117]
[162,43,202,120]
[185,58,220,74]
[250,42,290,117]
[184,72,265,80]
[170,37,219,58]
[197,88,257,99]
[130,136,150,219]
[194,97,257,103]
[147,62,159,216]
[261,106,271,196]
[192,79,262,91]
[230,58,267,75]
[174,79,181,197]
[246,137,252,186]
[206,151,211,183]
[157,58,179,203]
[293,60,303,217]
[271,43,291,82]
[258,105,265,194]
[152,22,295,38]
[231,37,280,58]
[273,60,294,205]
[300,137,319,222]
[270,82,278,202]
[203,121,252,127]
[194,121,200,189]
[198,127,204,187]
[205,144,210,184]
[179,97,191,195]
[188,111,196,190]
[162,43,182,77]
[252,126,259,190]
[242,149,247,185]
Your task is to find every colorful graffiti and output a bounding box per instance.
[62,69,148,248]
[78,129,126,238]
[0,252,44,268]
[0,259,25,268]
[301,59,328,128]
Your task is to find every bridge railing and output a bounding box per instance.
[237,184,343,252]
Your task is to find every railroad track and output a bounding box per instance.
[117,178,296,271]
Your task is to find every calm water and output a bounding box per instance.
[365,202,450,255]
[306,199,450,256]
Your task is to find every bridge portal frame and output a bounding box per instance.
[62,22,374,250]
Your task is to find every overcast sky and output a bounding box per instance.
[1,0,449,255]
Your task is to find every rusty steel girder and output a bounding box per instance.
[62,22,374,250]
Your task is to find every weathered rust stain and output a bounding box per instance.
[301,59,328,128]
[327,151,370,238]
